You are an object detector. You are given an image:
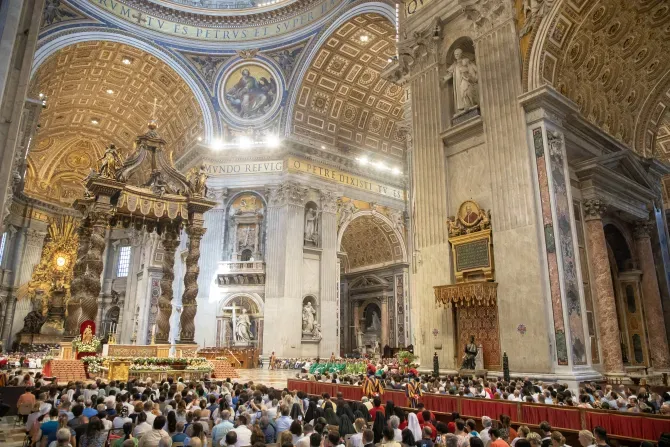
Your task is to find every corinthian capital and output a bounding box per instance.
[459,0,514,37]
[269,181,308,207]
[634,220,653,240]
[583,199,607,221]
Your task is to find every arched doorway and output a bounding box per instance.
[604,224,648,367]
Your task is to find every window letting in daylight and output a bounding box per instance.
[117,246,131,277]
[0,233,6,266]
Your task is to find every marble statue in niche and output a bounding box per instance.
[367,310,381,332]
[236,308,253,342]
[302,301,317,333]
[442,48,479,115]
[304,203,320,246]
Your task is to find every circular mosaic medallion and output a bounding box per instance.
[219,61,282,125]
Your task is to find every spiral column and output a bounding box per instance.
[155,227,180,344]
[180,225,206,343]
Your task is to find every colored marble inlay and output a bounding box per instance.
[547,131,587,365]
[533,127,569,365]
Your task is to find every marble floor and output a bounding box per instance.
[236,367,298,389]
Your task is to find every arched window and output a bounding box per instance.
[241,249,252,262]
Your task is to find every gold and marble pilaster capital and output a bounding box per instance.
[459,0,515,39]
[583,198,607,221]
[398,18,443,74]
[24,228,46,247]
[633,220,654,240]
[268,181,308,207]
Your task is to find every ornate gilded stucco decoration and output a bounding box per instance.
[435,281,498,308]
[447,200,491,237]
[23,216,79,335]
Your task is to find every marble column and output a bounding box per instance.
[180,225,206,343]
[9,227,46,343]
[352,301,360,350]
[155,227,179,344]
[583,199,625,377]
[634,220,670,370]
[319,190,338,357]
[381,297,389,350]
[263,181,307,357]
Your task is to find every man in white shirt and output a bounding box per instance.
[232,415,252,447]
[479,416,492,447]
[104,391,117,408]
[143,401,156,425]
[296,423,315,447]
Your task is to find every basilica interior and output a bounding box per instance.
[0,0,669,384]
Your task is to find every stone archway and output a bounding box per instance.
[216,293,264,349]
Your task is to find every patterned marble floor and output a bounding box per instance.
[0,417,27,447]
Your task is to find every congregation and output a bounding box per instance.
[8,366,670,447]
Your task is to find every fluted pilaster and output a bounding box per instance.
[319,189,338,357]
[155,228,180,344]
[180,225,206,343]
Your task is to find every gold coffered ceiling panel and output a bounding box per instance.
[292,14,406,160]
[341,215,403,270]
[26,41,203,206]
[535,0,670,158]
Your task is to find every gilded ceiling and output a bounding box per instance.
[292,14,406,160]
[26,41,203,206]
[536,0,670,158]
[340,214,403,270]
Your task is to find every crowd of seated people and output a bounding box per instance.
[14,371,667,447]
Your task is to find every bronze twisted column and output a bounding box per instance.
[180,225,206,344]
[155,227,180,344]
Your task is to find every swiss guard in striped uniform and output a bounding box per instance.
[405,375,423,408]
[362,364,384,398]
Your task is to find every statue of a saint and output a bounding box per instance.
[187,164,208,196]
[302,301,317,333]
[304,208,318,244]
[98,144,122,178]
[235,308,253,342]
[312,323,322,340]
[461,335,477,370]
[337,200,357,227]
[367,311,381,332]
[82,324,94,344]
[442,48,479,114]
[356,328,364,349]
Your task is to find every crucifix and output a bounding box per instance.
[221,302,244,345]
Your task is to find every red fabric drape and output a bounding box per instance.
[385,390,409,407]
[421,394,459,414]
[42,362,52,378]
[522,405,581,430]
[461,399,518,421]
[339,385,364,401]
[586,411,670,441]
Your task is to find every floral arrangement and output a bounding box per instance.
[82,356,104,373]
[215,356,230,361]
[129,364,169,371]
[43,355,54,364]
[72,335,102,353]
[397,350,418,366]
[186,360,213,371]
